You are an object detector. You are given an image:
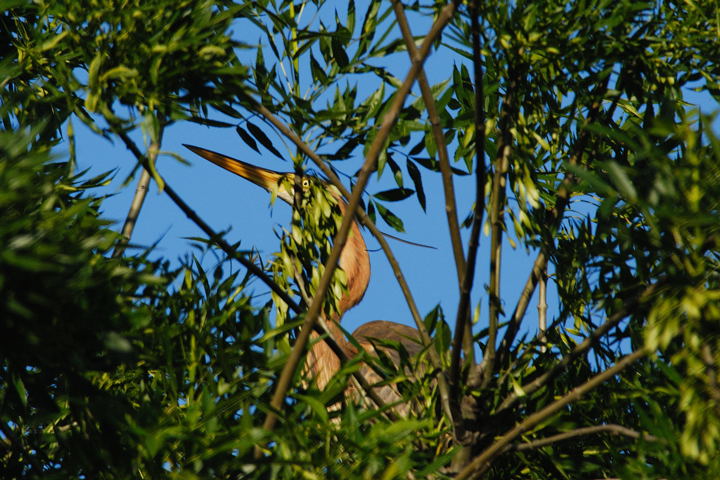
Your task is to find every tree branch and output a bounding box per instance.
[111,125,394,433]
[251,100,456,428]
[537,264,547,352]
[450,0,487,394]
[391,0,466,285]
[455,348,648,479]
[112,124,163,257]
[511,424,659,452]
[111,127,301,312]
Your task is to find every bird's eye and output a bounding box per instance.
[302,178,310,189]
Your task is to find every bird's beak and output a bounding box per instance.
[184,144,294,204]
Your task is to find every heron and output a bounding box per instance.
[185,144,423,411]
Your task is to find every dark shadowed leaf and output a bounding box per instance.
[375,202,404,232]
[387,154,403,187]
[310,54,328,85]
[331,37,349,68]
[190,116,235,128]
[236,126,260,153]
[374,187,414,202]
[407,159,426,211]
[246,122,284,160]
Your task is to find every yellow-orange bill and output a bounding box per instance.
[184,144,287,192]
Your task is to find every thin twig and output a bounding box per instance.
[455,348,648,480]
[497,252,548,364]
[112,125,392,429]
[511,424,659,451]
[537,264,547,352]
[253,100,456,427]
[260,1,459,435]
[447,2,488,468]
[450,0,487,394]
[112,134,161,257]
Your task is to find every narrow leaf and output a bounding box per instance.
[331,37,349,68]
[236,126,260,153]
[374,187,414,202]
[387,154,403,187]
[407,160,426,211]
[190,116,235,128]
[376,202,405,232]
[246,122,284,160]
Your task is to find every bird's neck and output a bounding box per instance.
[337,205,370,314]
[306,203,369,390]
[307,321,354,391]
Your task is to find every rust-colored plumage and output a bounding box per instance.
[185,144,421,408]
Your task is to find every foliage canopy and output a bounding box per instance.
[2,0,720,478]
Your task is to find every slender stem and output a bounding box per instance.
[450,0,487,393]
[112,127,301,312]
[113,169,151,257]
[110,124,393,436]
[455,349,648,480]
[113,134,161,258]
[260,1,459,435]
[447,4,487,469]
[537,264,547,352]
[512,424,659,452]
[462,0,487,363]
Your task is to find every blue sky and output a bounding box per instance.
[68,2,720,345]
[65,2,719,353]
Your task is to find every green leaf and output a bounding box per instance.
[375,202,404,232]
[310,54,328,85]
[190,116,235,128]
[387,153,403,187]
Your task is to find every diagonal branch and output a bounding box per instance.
[455,348,648,480]
[391,0,466,285]
[112,131,160,259]
[511,424,660,452]
[112,124,394,427]
[260,0,459,435]
[252,100,456,427]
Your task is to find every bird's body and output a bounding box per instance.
[185,144,421,408]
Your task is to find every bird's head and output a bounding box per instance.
[184,144,339,207]
[184,143,369,318]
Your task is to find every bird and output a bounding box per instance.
[185,144,423,412]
